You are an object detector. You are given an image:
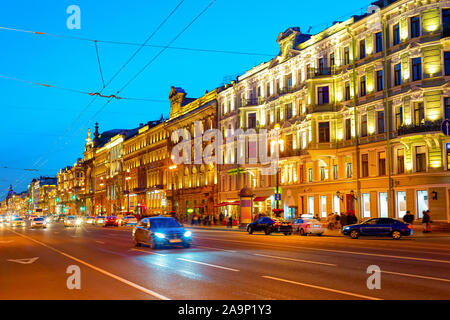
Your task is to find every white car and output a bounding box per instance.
[9,217,25,228]
[293,217,326,236]
[64,216,82,227]
[31,217,47,228]
[120,215,138,226]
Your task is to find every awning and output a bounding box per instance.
[229,201,240,206]
[253,196,268,202]
[214,202,229,207]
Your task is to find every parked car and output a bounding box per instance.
[64,216,82,227]
[103,216,119,227]
[342,218,413,240]
[120,215,138,226]
[30,217,47,229]
[293,216,326,236]
[9,217,25,227]
[132,216,192,249]
[247,217,293,235]
[95,216,106,225]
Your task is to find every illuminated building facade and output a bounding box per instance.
[123,118,167,216]
[165,87,219,221]
[218,0,450,222]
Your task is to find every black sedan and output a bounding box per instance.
[132,216,192,249]
[342,218,413,239]
[247,217,293,235]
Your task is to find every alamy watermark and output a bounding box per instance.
[66,265,81,290]
[366,265,381,290]
[66,5,81,30]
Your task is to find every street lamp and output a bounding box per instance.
[169,163,178,218]
[125,169,131,214]
[271,124,284,212]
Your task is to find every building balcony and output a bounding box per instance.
[306,67,335,80]
[397,120,442,136]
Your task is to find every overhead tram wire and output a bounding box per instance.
[9,0,186,190]
[59,0,219,152]
[93,40,106,88]
[0,74,166,102]
[0,26,273,57]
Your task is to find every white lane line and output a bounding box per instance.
[262,276,382,300]
[200,237,450,265]
[194,245,236,253]
[381,270,450,283]
[8,229,170,300]
[177,258,239,272]
[130,248,167,257]
[95,241,105,244]
[253,253,337,267]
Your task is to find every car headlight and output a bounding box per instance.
[154,232,165,239]
[343,226,350,231]
[76,219,82,225]
[184,231,192,237]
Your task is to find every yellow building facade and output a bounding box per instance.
[218,0,450,222]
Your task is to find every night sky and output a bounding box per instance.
[0,0,371,197]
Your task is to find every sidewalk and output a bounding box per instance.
[184,223,450,238]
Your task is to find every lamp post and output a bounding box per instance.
[271,124,284,212]
[125,169,131,214]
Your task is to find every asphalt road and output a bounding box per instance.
[1,222,449,300]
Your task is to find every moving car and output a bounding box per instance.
[86,216,96,224]
[10,217,25,227]
[103,216,119,227]
[293,216,326,236]
[30,217,47,229]
[342,218,413,240]
[132,216,192,249]
[64,216,82,227]
[120,215,138,226]
[247,217,293,235]
[95,216,106,225]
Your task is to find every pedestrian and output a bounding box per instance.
[227,216,233,228]
[335,212,341,229]
[340,212,347,229]
[422,210,432,233]
[402,211,414,226]
[213,215,217,225]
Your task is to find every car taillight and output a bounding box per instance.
[274,222,281,226]
[407,224,412,229]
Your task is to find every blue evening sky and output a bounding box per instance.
[0,0,370,196]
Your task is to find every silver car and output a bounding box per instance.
[30,217,47,229]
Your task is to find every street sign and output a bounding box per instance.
[274,194,281,201]
[442,119,450,136]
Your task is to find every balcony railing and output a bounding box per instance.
[306,67,334,79]
[397,120,442,136]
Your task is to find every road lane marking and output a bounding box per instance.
[8,229,170,300]
[381,270,450,283]
[177,258,239,272]
[7,257,39,264]
[262,276,382,300]
[194,245,236,253]
[200,237,450,265]
[130,248,166,256]
[253,253,337,267]
[95,241,105,244]
[0,240,14,244]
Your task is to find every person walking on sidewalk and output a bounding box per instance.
[227,216,233,228]
[403,211,414,226]
[422,210,432,233]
